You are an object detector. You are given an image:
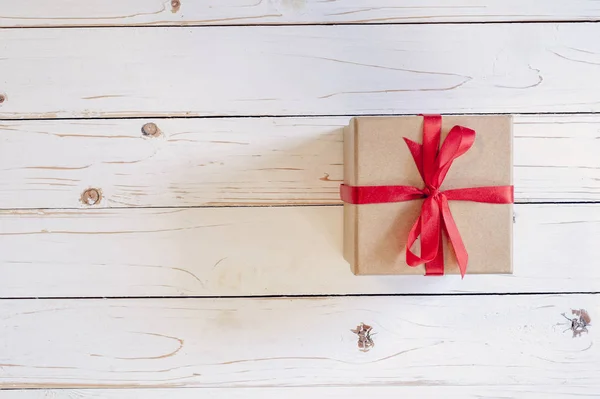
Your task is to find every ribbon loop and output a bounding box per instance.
[406,196,441,266]
[439,194,469,277]
[433,125,476,186]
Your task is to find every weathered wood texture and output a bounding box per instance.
[1,204,598,297]
[2,0,600,396]
[2,24,600,119]
[1,115,598,209]
[2,387,597,399]
[2,0,600,27]
[0,295,596,388]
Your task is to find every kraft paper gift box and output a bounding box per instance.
[341,115,513,276]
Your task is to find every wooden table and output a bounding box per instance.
[1,1,599,397]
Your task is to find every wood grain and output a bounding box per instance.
[2,24,600,118]
[0,295,596,388]
[1,204,599,297]
[2,387,597,399]
[2,0,600,27]
[3,3,600,396]
[1,115,599,209]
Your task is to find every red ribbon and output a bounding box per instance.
[340,115,513,277]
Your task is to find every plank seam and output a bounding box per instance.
[2,292,599,300]
[1,20,600,30]
[0,201,597,213]
[4,111,600,122]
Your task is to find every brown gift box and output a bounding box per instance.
[343,115,513,275]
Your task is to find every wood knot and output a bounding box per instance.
[561,309,591,338]
[141,122,161,137]
[0,94,6,104]
[81,188,102,206]
[351,323,375,352]
[171,0,181,12]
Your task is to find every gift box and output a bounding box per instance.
[341,115,513,276]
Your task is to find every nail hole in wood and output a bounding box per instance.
[351,323,375,352]
[0,94,6,104]
[81,188,102,206]
[171,0,181,13]
[141,122,161,137]
[561,309,591,338]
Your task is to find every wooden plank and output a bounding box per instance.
[0,204,598,297]
[1,387,598,399]
[0,295,597,388]
[2,24,600,118]
[0,115,598,209]
[2,0,600,27]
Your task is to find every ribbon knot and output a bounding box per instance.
[340,115,514,277]
[422,185,440,198]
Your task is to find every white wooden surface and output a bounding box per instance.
[0,295,596,388]
[2,0,600,27]
[2,24,600,119]
[0,114,599,209]
[3,0,600,396]
[0,204,598,297]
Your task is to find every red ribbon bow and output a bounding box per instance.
[340,115,513,277]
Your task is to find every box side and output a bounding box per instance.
[352,116,426,275]
[342,118,359,274]
[508,114,514,274]
[439,114,514,275]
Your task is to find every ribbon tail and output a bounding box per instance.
[440,195,468,278]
